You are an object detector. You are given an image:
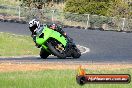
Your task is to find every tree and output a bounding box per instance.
[64,0,131,18]
[64,0,109,15]
[107,0,130,18]
[20,0,64,7]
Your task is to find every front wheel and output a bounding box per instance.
[47,41,66,59]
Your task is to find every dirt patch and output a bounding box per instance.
[0,63,132,72]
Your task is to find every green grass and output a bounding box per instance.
[0,69,131,88]
[0,0,20,6]
[0,32,39,56]
[0,9,18,16]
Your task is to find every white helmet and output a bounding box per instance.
[29,19,40,33]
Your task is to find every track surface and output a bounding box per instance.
[0,22,132,64]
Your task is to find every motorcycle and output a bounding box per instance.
[35,25,81,59]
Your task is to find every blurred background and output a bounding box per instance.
[0,0,131,32]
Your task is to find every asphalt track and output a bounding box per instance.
[0,22,132,64]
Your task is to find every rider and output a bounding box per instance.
[29,19,72,48]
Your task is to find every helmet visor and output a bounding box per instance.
[29,24,37,32]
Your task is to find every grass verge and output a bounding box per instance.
[0,0,20,6]
[0,32,39,56]
[0,68,131,88]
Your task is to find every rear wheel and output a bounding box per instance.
[72,46,81,58]
[47,41,66,59]
[40,48,50,59]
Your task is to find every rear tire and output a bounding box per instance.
[72,46,81,58]
[40,48,50,59]
[47,41,66,59]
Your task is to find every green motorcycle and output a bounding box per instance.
[35,26,81,59]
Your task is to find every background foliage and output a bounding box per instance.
[1,0,131,18]
[64,0,131,18]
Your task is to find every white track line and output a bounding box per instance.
[77,45,90,54]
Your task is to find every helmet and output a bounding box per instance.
[29,19,40,33]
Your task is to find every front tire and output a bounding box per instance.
[40,48,50,59]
